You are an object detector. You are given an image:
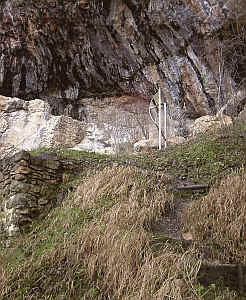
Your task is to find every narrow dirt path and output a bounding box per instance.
[152,196,192,240]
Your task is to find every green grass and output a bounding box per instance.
[1,120,246,299]
[133,120,246,185]
[29,147,109,160]
[0,198,113,299]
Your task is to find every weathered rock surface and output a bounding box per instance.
[0,95,86,159]
[0,0,246,119]
[77,96,151,153]
[189,113,233,136]
[0,95,152,156]
[71,123,115,155]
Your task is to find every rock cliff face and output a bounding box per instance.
[0,0,246,119]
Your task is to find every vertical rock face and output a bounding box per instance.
[0,0,245,118]
[72,96,151,154]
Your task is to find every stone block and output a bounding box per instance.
[13,151,30,163]
[38,198,49,205]
[190,114,233,136]
[14,174,27,181]
[6,193,28,209]
[12,166,32,175]
[19,160,29,167]
[7,224,20,237]
[9,181,27,193]
[15,208,29,215]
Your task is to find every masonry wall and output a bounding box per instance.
[0,151,80,237]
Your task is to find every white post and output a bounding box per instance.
[164,101,167,149]
[158,87,162,150]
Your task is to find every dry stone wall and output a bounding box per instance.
[0,150,80,237]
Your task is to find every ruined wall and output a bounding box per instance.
[0,150,80,237]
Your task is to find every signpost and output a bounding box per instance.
[149,85,167,150]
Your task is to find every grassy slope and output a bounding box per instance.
[1,120,246,299]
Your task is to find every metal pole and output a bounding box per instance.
[158,87,162,150]
[164,101,167,149]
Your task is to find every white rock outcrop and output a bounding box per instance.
[0,95,85,159]
[71,123,115,155]
[0,95,133,158]
[189,114,233,136]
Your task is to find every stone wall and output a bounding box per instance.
[0,150,80,237]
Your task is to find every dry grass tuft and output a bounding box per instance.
[68,166,202,299]
[0,165,242,299]
[184,170,246,264]
[74,166,171,228]
[70,222,201,299]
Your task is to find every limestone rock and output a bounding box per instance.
[0,95,154,157]
[134,139,157,152]
[168,136,186,145]
[0,117,8,133]
[50,115,85,148]
[190,114,233,136]
[237,108,246,121]
[0,96,86,159]
[71,123,114,155]
[6,194,30,210]
[182,232,193,241]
